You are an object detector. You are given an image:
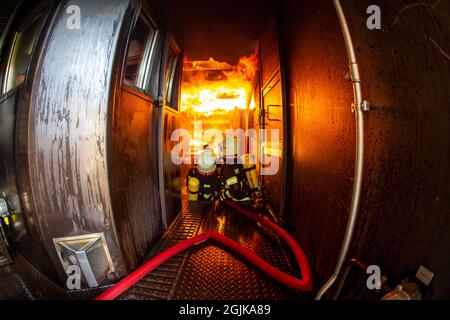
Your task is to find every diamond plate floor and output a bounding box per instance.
[0,264,35,300]
[120,201,300,300]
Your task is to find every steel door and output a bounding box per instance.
[259,17,286,221]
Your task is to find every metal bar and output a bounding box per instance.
[75,251,99,288]
[315,0,366,300]
[332,258,367,300]
[333,258,393,300]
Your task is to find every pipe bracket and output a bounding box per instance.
[352,100,371,112]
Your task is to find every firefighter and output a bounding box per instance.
[0,197,11,247]
[219,137,252,202]
[186,147,220,202]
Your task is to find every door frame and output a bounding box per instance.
[258,16,289,224]
[157,35,182,229]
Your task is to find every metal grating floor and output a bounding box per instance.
[119,201,301,300]
[119,202,209,300]
[0,264,34,300]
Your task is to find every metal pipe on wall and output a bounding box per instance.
[332,258,368,300]
[332,258,392,300]
[315,0,367,300]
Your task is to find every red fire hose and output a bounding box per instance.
[95,201,312,300]
[223,200,312,290]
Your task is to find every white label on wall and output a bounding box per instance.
[416,265,434,286]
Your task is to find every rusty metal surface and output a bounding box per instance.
[120,202,299,300]
[161,108,182,227]
[110,86,163,271]
[282,0,450,299]
[343,0,450,300]
[28,0,131,284]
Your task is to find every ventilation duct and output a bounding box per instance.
[53,233,115,288]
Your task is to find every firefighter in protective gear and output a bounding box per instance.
[186,148,220,202]
[219,137,251,202]
[0,197,11,247]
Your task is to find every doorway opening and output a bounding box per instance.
[179,52,260,203]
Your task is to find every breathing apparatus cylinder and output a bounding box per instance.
[187,177,200,201]
[221,136,238,163]
[0,197,10,247]
[241,154,259,191]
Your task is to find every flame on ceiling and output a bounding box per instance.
[180,53,258,117]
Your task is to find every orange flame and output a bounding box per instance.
[181,53,258,117]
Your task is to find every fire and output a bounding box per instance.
[180,53,259,156]
[181,53,258,116]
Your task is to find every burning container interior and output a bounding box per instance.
[0,0,449,301]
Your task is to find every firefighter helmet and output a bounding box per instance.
[197,149,216,175]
